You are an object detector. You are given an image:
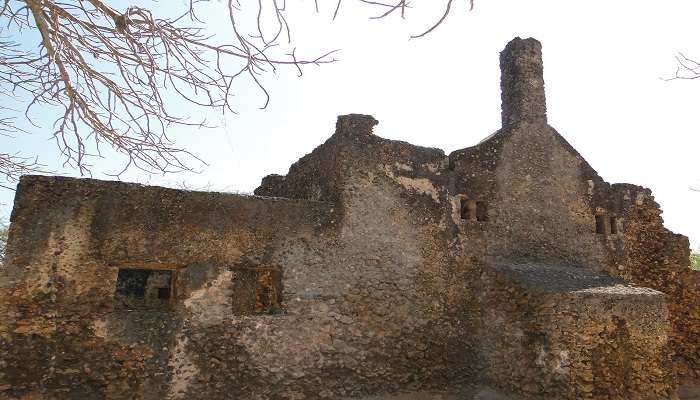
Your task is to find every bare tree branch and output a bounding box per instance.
[0,152,46,190]
[667,53,700,80]
[0,0,473,186]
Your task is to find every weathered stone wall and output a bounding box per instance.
[445,119,680,398]
[1,37,697,400]
[255,108,687,399]
[0,176,332,398]
[600,183,700,383]
[258,113,482,388]
[255,115,382,203]
[445,37,696,398]
[492,123,604,267]
[0,157,472,399]
[477,263,672,399]
[500,37,547,127]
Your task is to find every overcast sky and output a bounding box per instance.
[1,0,699,249]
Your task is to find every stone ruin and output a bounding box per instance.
[1,37,698,400]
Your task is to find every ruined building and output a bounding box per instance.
[1,38,698,400]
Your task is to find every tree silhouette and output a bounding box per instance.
[0,0,473,188]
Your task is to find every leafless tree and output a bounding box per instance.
[0,104,45,189]
[0,0,474,188]
[666,55,700,191]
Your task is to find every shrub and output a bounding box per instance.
[691,252,700,271]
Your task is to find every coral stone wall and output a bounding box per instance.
[477,263,672,399]
[486,123,608,268]
[602,184,699,382]
[0,164,474,399]
[1,36,697,400]
[1,111,696,399]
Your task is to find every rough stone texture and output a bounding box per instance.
[0,37,697,399]
[479,263,671,399]
[500,37,547,127]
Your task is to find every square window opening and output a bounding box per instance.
[460,198,477,221]
[231,268,282,316]
[114,268,175,310]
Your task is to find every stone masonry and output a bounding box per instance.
[0,38,698,400]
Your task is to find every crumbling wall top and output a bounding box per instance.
[335,114,378,137]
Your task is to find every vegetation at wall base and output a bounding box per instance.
[691,252,700,271]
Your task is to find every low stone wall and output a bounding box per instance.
[478,263,672,399]
[602,184,700,383]
[0,173,468,399]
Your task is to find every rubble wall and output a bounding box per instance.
[478,263,672,399]
[2,35,698,400]
[0,168,473,399]
[488,122,608,267]
[601,184,699,382]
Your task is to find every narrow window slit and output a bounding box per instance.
[610,216,618,234]
[595,215,606,234]
[476,201,488,221]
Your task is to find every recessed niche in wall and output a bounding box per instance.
[460,198,477,221]
[231,268,282,315]
[157,287,171,300]
[114,268,175,310]
[595,215,606,234]
[610,216,618,234]
[476,201,488,222]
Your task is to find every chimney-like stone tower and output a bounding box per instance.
[500,37,547,127]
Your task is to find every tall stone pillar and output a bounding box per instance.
[500,37,547,127]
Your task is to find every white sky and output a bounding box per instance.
[1,0,699,249]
